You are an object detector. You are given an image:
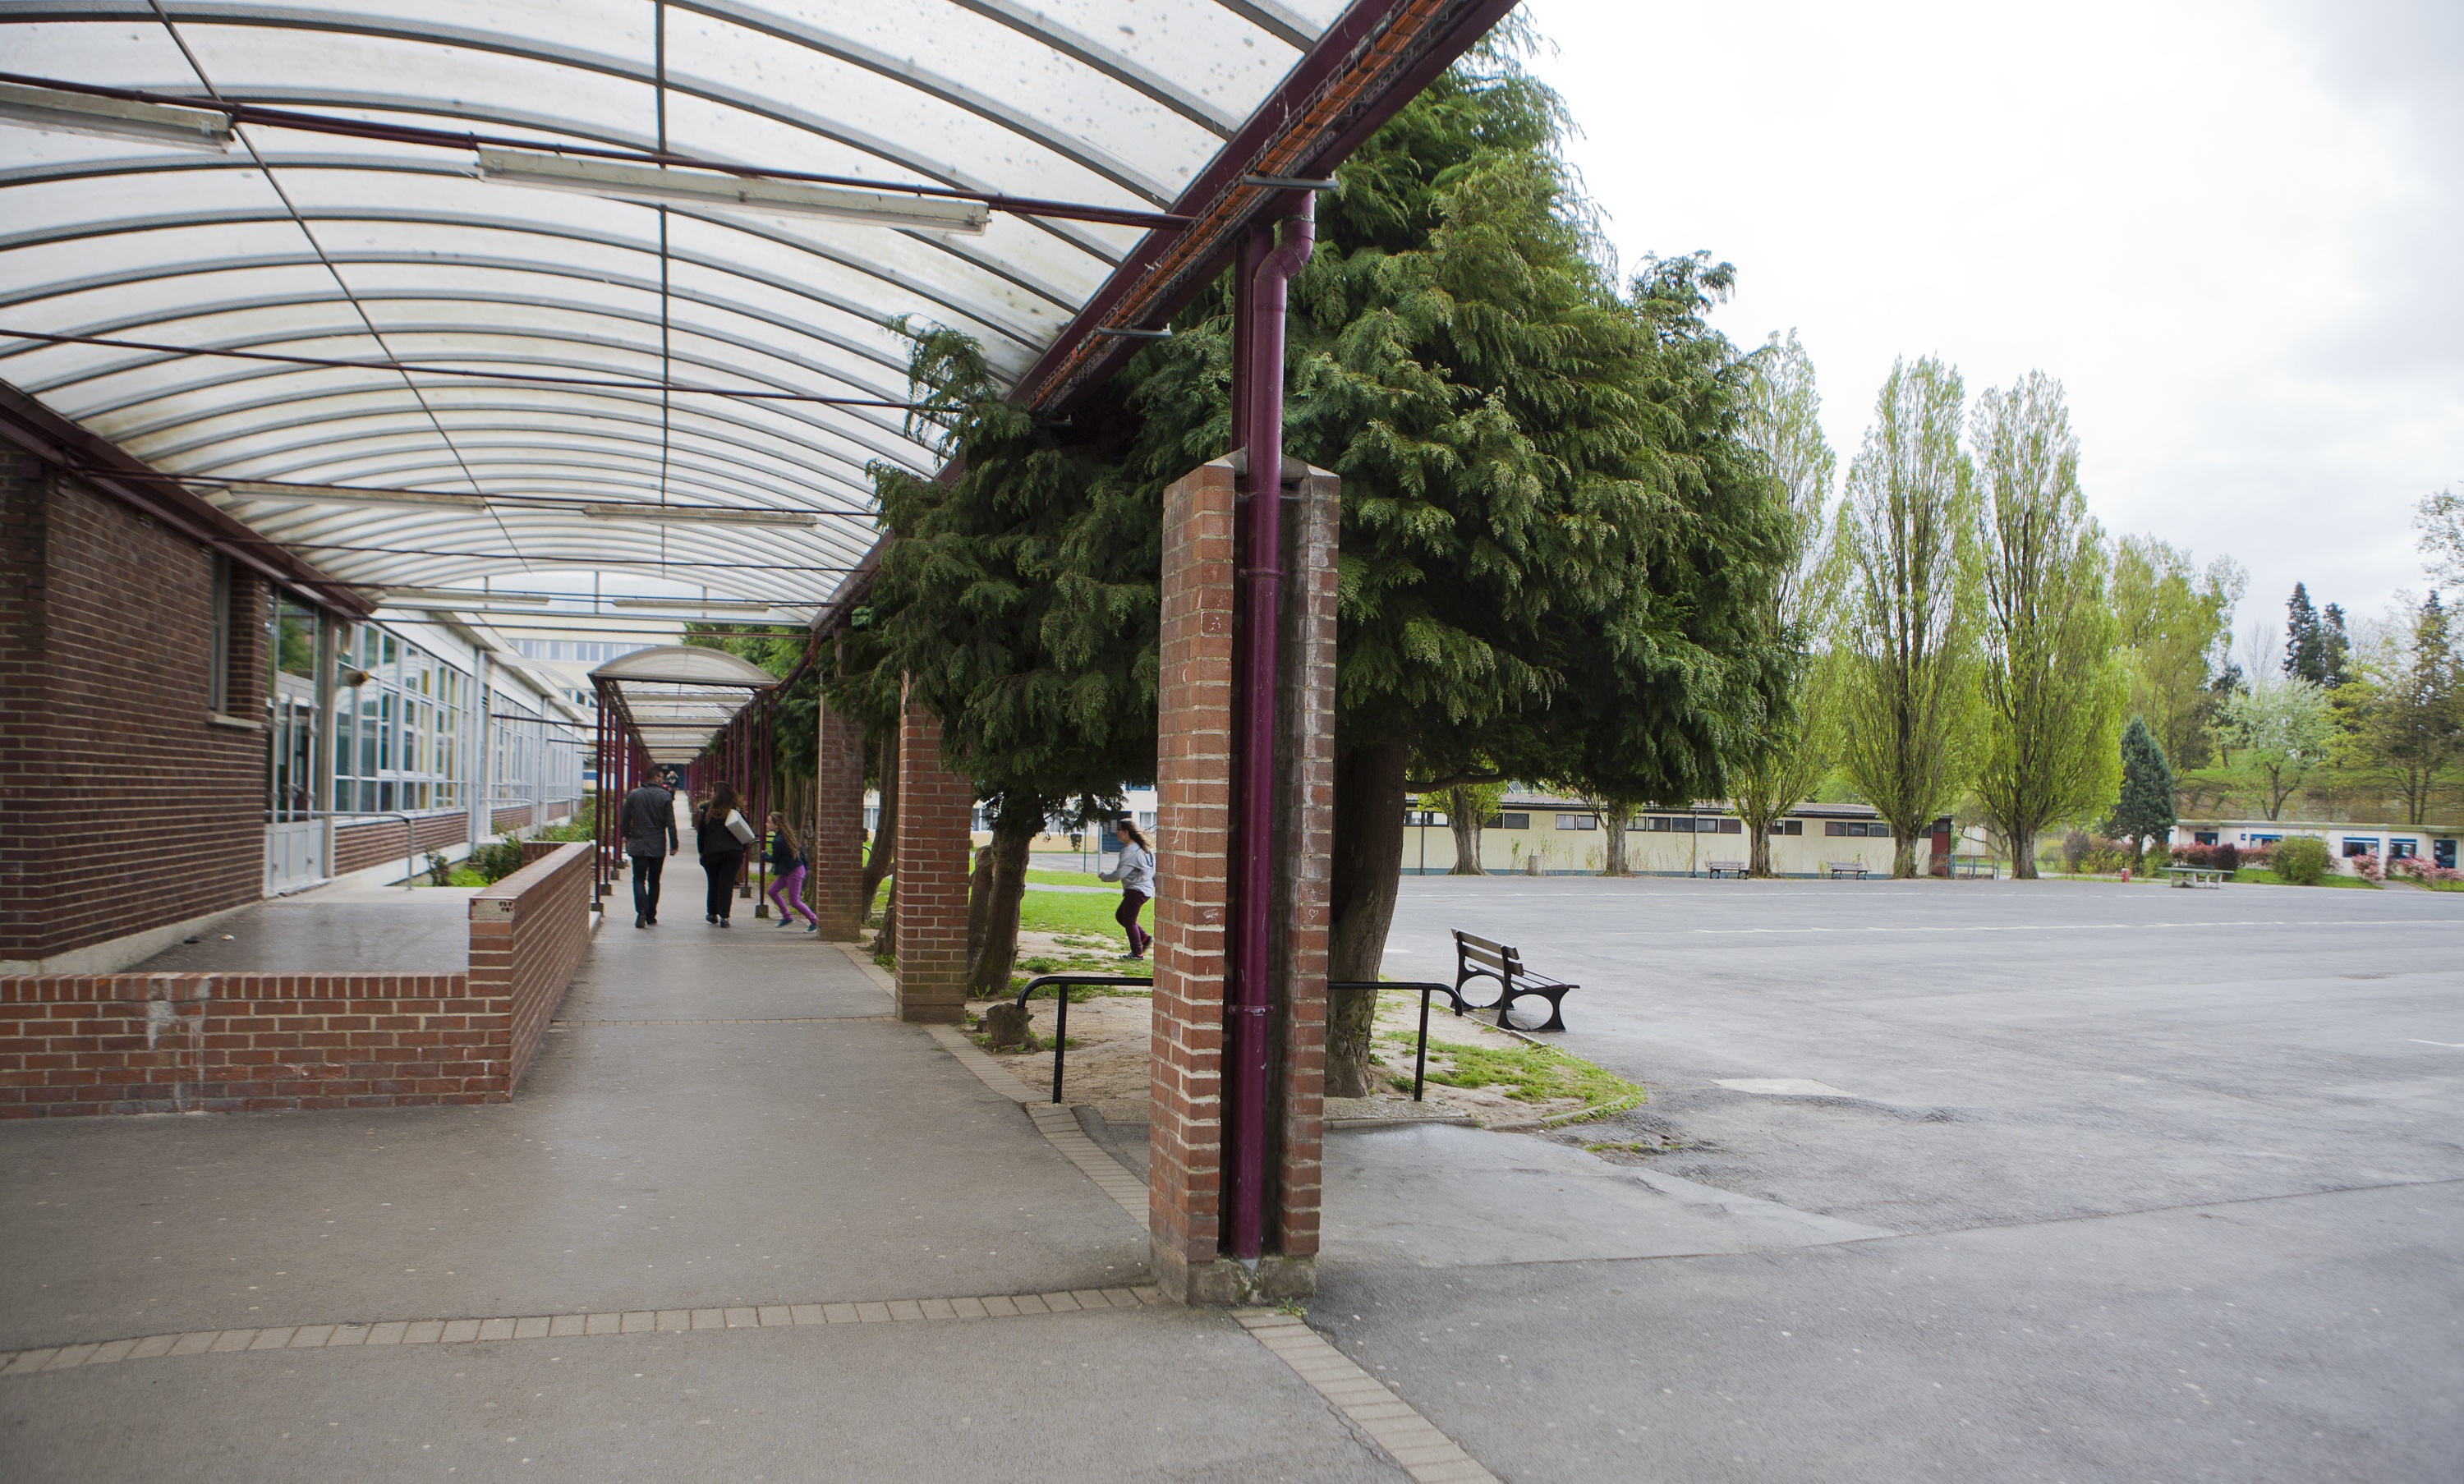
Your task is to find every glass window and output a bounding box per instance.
[1487,812,1530,831]
[2389,840,2416,860]
[2341,838,2378,858]
[1555,814,1595,831]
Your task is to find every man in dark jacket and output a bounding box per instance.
[622,774,680,928]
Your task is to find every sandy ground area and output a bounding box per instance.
[977,988,1593,1131]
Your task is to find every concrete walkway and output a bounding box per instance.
[0,905,1464,1482]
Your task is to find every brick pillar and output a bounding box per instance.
[810,697,866,940]
[891,678,971,1022]
[1149,453,1336,1305]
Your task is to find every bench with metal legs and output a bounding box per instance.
[1450,930,1579,1032]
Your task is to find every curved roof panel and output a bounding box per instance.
[0,0,1517,622]
[0,0,1354,609]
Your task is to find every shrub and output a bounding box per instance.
[424,850,454,887]
[2350,850,2384,883]
[467,835,527,884]
[2273,834,2331,885]
[2239,843,2271,871]
[2211,843,2240,874]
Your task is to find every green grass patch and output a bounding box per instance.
[1018,885,1142,938]
[1381,1031,1643,1123]
[1024,866,1110,885]
[414,866,487,887]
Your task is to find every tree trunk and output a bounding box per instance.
[966,801,1039,998]
[1595,804,1632,875]
[1892,828,1919,879]
[2010,825,2038,879]
[862,725,899,915]
[1445,788,1485,875]
[1746,818,1772,877]
[963,844,994,969]
[1328,740,1409,1099]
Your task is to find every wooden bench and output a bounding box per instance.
[1451,930,1579,1032]
[1703,860,1747,879]
[1825,861,1870,880]
[2165,866,2227,888]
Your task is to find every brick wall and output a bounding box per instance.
[811,696,867,940]
[333,812,471,878]
[1147,456,1337,1305]
[0,972,489,1114]
[0,842,595,1117]
[1150,460,1239,1294]
[491,805,536,834]
[1268,466,1340,1270]
[0,460,270,963]
[891,679,971,1023]
[471,842,592,1091]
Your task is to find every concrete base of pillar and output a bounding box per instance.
[1151,1235,1317,1307]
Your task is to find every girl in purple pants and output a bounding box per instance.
[765,812,819,931]
[1098,817,1155,960]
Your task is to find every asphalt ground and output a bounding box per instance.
[1345,874,2464,1482]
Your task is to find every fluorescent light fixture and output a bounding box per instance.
[381,587,552,606]
[218,480,485,509]
[475,148,990,234]
[579,503,818,527]
[0,81,234,154]
[610,597,779,612]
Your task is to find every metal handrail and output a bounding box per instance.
[274,809,420,889]
[1331,981,1460,1101]
[1009,975,1467,1107]
[1013,973,1152,1104]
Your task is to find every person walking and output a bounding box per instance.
[765,811,820,932]
[621,770,678,928]
[1098,816,1155,960]
[694,781,756,927]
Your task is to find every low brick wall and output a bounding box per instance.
[474,843,593,1089]
[334,812,470,878]
[0,842,596,1118]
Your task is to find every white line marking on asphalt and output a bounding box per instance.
[1695,918,2456,935]
[2407,1039,2464,1048]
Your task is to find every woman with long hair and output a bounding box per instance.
[1097,816,1155,961]
[765,811,819,932]
[693,780,755,926]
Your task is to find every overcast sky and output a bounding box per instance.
[1522,0,2462,645]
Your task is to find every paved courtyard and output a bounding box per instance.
[1352,874,2464,1482]
[2,875,2457,1482]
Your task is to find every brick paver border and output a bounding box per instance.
[0,1284,1169,1377]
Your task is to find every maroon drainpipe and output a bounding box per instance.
[1226,191,1316,1262]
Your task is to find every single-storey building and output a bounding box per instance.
[2172,819,2461,871]
[1400,794,1918,877]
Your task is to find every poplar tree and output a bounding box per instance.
[1731,329,1837,876]
[1969,373,2126,878]
[1828,357,1984,876]
[2111,539,2242,770]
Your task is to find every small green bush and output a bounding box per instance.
[467,835,527,884]
[2273,834,2331,885]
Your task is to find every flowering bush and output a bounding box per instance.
[2349,851,2384,883]
[2170,843,2212,866]
[2390,857,2464,889]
